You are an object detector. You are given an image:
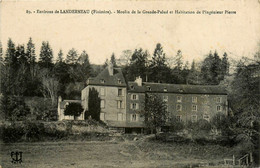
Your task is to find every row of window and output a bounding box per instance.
[131,94,222,103]
[99,88,222,104]
[100,99,222,112]
[175,114,210,122]
[100,79,122,84]
[100,112,139,122]
[100,112,210,123]
[100,88,124,96]
[101,100,125,109]
[176,104,222,112]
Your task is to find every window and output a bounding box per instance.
[192,96,197,103]
[192,105,197,111]
[131,103,139,110]
[117,113,123,121]
[191,115,197,122]
[118,79,122,84]
[163,96,168,102]
[164,87,167,92]
[176,104,182,111]
[217,105,221,111]
[203,115,210,122]
[100,113,105,120]
[131,114,137,121]
[100,87,105,96]
[117,100,124,109]
[216,97,221,103]
[130,85,134,90]
[176,115,182,122]
[101,100,105,108]
[118,89,122,96]
[177,96,182,102]
[100,79,105,83]
[131,94,138,100]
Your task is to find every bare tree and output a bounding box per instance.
[41,76,59,105]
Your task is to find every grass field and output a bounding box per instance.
[0,136,235,168]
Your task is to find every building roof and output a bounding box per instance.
[128,82,227,95]
[87,67,127,87]
[60,100,82,109]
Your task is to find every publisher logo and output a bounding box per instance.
[11,151,23,164]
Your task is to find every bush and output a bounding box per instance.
[1,95,30,121]
[168,118,185,132]
[187,119,212,133]
[0,120,109,142]
[23,121,45,141]
[1,123,24,143]
[64,102,83,119]
[25,97,58,121]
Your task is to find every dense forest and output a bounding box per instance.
[0,38,259,121]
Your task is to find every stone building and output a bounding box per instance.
[79,63,228,132]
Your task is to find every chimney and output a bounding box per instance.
[108,62,113,76]
[135,76,142,86]
[58,96,62,103]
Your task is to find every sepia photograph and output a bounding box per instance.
[0,0,259,167]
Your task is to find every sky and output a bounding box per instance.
[1,0,260,65]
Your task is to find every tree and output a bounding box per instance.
[110,53,117,67]
[211,51,222,83]
[86,88,101,121]
[39,41,53,68]
[102,58,109,69]
[187,60,201,84]
[41,77,59,105]
[221,52,229,78]
[57,49,64,63]
[126,48,149,81]
[64,102,83,120]
[26,37,36,65]
[0,42,3,62]
[4,39,17,70]
[72,50,92,82]
[174,50,183,70]
[230,58,260,165]
[149,43,171,83]
[66,48,78,64]
[118,50,132,66]
[15,45,28,96]
[142,93,167,137]
[0,95,30,121]
[4,39,18,95]
[201,51,222,84]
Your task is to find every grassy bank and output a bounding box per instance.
[0,120,110,143]
[0,136,238,168]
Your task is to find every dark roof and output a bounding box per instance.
[88,67,127,87]
[128,82,227,95]
[106,120,145,128]
[60,100,82,109]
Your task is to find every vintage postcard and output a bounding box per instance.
[0,0,259,167]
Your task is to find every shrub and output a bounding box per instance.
[1,123,24,143]
[187,119,212,133]
[25,97,58,121]
[168,118,185,132]
[23,121,45,141]
[1,95,30,121]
